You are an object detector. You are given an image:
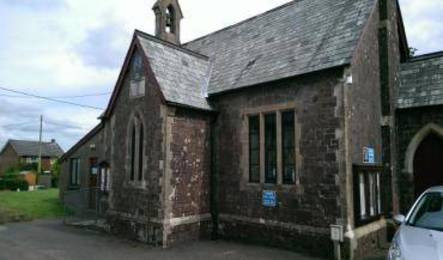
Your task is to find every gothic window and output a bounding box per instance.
[138,124,144,181]
[282,111,295,184]
[249,115,260,183]
[129,52,145,98]
[165,5,176,33]
[128,114,145,183]
[130,124,136,181]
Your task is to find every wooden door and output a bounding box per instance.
[413,133,443,197]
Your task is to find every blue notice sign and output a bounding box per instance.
[262,191,277,207]
[363,147,375,164]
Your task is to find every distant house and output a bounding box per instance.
[0,139,64,175]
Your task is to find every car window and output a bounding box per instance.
[408,192,443,231]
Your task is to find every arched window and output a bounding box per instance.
[128,114,145,182]
[130,124,136,181]
[165,5,176,33]
[138,123,144,181]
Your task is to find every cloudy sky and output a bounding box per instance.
[0,0,441,151]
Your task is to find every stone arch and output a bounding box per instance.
[404,123,443,175]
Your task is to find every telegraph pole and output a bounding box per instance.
[37,115,43,182]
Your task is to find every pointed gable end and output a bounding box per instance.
[103,31,213,119]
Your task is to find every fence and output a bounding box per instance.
[63,188,107,225]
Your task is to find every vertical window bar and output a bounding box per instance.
[369,174,375,216]
[359,172,366,219]
[249,116,260,183]
[130,124,136,181]
[282,111,295,184]
[76,159,80,185]
[138,124,144,181]
[377,172,381,214]
[265,113,277,184]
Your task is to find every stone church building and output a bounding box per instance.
[59,0,443,258]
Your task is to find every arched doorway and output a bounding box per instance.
[413,133,443,197]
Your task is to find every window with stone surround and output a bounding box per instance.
[128,114,145,183]
[265,113,277,184]
[69,158,80,187]
[130,124,136,181]
[129,51,145,98]
[249,115,260,183]
[246,107,297,185]
[353,165,383,227]
[282,111,295,184]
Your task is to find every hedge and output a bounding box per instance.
[0,178,29,191]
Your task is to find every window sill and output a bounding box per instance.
[244,182,298,192]
[355,214,384,228]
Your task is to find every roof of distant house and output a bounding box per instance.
[1,139,64,157]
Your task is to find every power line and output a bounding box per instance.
[0,86,105,110]
[43,120,82,130]
[0,92,111,99]
[0,122,36,128]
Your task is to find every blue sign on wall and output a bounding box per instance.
[262,190,277,207]
[363,147,375,164]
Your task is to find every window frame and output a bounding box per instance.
[245,105,298,187]
[127,113,146,186]
[353,164,384,227]
[264,113,277,184]
[248,115,260,183]
[281,110,296,185]
[69,158,81,188]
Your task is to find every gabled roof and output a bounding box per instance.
[1,139,64,157]
[60,123,103,161]
[184,0,376,95]
[136,31,213,110]
[398,52,443,109]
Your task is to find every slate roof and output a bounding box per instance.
[184,0,376,95]
[398,52,443,109]
[4,140,64,157]
[136,32,213,111]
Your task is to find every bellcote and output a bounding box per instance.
[153,0,183,45]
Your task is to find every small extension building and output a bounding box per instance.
[59,0,443,258]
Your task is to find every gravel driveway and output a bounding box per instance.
[0,219,321,260]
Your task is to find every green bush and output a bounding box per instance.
[0,173,28,191]
[20,163,38,172]
[2,178,29,191]
[3,171,19,180]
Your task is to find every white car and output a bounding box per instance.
[388,186,443,260]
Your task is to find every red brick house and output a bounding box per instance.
[59,0,443,258]
[0,139,64,175]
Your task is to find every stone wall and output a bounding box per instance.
[106,48,166,244]
[210,68,345,258]
[164,107,213,246]
[59,126,104,200]
[345,3,388,258]
[396,106,443,213]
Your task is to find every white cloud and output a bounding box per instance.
[399,0,443,55]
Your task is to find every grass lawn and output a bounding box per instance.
[0,189,64,224]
